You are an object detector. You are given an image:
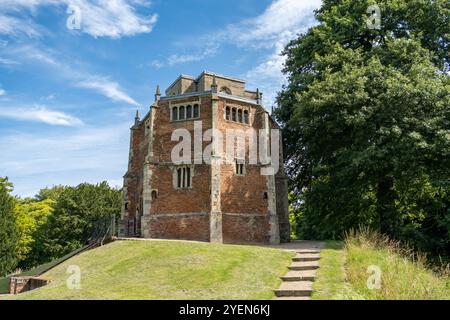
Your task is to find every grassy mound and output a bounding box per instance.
[313,232,450,300]
[3,240,292,300]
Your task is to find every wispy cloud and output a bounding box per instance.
[0,123,130,196]
[5,45,139,105]
[244,47,286,108]
[229,0,320,107]
[222,0,320,47]
[0,105,83,126]
[167,44,219,66]
[149,59,164,69]
[0,0,56,37]
[0,0,158,39]
[66,0,158,38]
[0,13,42,37]
[156,0,320,106]
[0,57,20,65]
[78,77,139,106]
[149,43,219,69]
[0,89,4,96]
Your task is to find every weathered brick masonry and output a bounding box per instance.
[120,71,290,244]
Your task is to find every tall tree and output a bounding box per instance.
[14,199,54,269]
[36,182,121,263]
[35,185,67,202]
[275,0,449,254]
[0,177,19,276]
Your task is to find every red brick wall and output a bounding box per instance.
[126,124,146,220]
[149,164,211,214]
[222,214,270,244]
[152,97,212,163]
[125,93,283,243]
[148,214,210,241]
[140,97,213,241]
[9,277,49,294]
[217,99,271,242]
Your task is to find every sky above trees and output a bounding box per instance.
[0,0,322,196]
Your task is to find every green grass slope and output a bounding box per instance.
[4,240,293,300]
[312,233,450,300]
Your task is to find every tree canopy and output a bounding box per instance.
[0,177,19,276]
[35,182,121,264]
[275,0,449,256]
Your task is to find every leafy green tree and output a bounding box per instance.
[275,0,449,255]
[0,177,19,276]
[14,199,54,269]
[35,185,67,201]
[37,182,121,263]
[288,192,303,240]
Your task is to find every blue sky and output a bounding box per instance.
[0,0,321,197]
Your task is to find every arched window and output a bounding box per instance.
[232,108,237,122]
[225,106,231,120]
[193,104,199,118]
[238,109,243,123]
[172,107,178,121]
[175,166,192,189]
[179,105,185,120]
[235,159,245,175]
[186,105,192,119]
[151,190,158,200]
[177,168,182,188]
[220,86,232,95]
[244,110,249,124]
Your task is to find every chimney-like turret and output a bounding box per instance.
[155,84,161,101]
[211,74,218,93]
[134,110,140,125]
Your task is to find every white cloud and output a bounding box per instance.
[0,89,5,96]
[232,0,321,107]
[0,105,83,126]
[0,123,130,196]
[225,0,321,47]
[167,44,219,66]
[78,77,139,106]
[66,0,158,38]
[244,48,286,108]
[0,0,57,37]
[149,59,164,69]
[0,57,20,65]
[0,13,42,37]
[0,0,158,39]
[0,0,58,9]
[6,45,139,105]
[159,0,320,106]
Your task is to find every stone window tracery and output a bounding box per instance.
[171,103,200,122]
[174,165,193,189]
[225,106,250,125]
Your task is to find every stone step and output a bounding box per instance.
[281,270,317,282]
[296,249,321,254]
[288,261,319,271]
[274,281,313,297]
[292,253,320,262]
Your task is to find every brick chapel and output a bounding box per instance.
[120,71,290,244]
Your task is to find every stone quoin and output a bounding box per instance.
[120,71,290,244]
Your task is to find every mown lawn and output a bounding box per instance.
[3,240,293,300]
[312,233,450,300]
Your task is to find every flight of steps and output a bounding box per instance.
[274,249,321,300]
